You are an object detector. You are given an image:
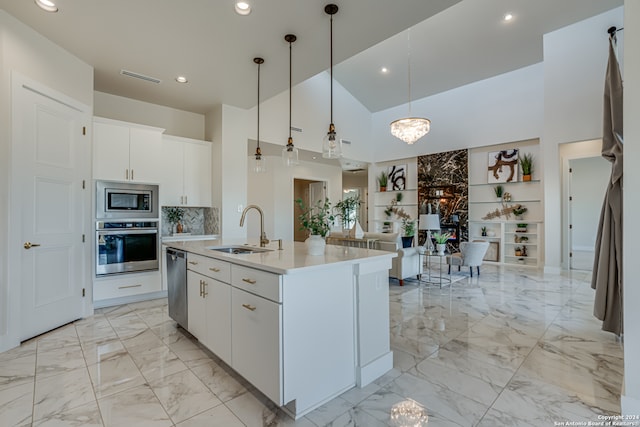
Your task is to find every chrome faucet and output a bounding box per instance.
[239,204,269,247]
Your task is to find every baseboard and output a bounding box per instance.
[544,265,562,274]
[93,290,167,309]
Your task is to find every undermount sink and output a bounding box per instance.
[206,245,272,255]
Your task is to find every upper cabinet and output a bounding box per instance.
[161,135,212,207]
[93,117,165,183]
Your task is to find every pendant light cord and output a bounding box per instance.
[330,13,334,124]
[407,28,412,116]
[289,39,292,139]
[257,61,260,151]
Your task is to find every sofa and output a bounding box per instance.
[359,232,423,286]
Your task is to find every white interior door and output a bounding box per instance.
[13,78,90,340]
[568,156,610,270]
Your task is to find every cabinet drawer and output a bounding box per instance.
[94,271,161,302]
[231,265,281,303]
[187,253,231,283]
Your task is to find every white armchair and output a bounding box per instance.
[446,241,490,277]
[362,232,423,286]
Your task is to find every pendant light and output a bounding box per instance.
[282,34,300,166]
[253,57,267,173]
[322,4,341,159]
[390,28,431,144]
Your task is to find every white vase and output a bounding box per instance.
[436,243,446,256]
[305,234,326,256]
[349,220,364,239]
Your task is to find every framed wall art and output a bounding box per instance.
[388,164,407,190]
[487,149,519,183]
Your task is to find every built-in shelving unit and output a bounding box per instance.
[372,189,418,233]
[468,140,543,268]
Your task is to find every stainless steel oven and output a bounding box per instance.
[96,221,159,276]
[96,181,159,219]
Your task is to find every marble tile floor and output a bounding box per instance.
[0,265,623,426]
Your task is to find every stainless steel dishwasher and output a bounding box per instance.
[166,248,188,329]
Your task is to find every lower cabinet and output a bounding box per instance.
[186,270,231,365]
[231,287,282,405]
[93,270,161,305]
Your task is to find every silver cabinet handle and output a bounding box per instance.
[126,169,129,180]
[118,284,142,289]
[23,242,41,249]
[202,281,208,297]
[242,304,256,311]
[188,261,198,265]
[242,278,256,284]
[131,169,134,180]
[209,267,220,272]
[199,280,203,297]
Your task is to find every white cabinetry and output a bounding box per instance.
[93,117,164,183]
[186,253,231,364]
[161,135,211,207]
[372,189,418,233]
[93,270,162,306]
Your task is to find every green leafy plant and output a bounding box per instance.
[334,195,361,228]
[384,192,403,217]
[163,206,184,225]
[432,232,452,244]
[377,171,388,189]
[481,226,487,235]
[517,223,528,228]
[295,198,335,237]
[494,185,504,198]
[512,205,528,216]
[520,153,534,176]
[401,218,416,237]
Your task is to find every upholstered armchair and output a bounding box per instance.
[446,241,490,277]
[361,232,423,286]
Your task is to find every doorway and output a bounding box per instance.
[568,156,610,270]
[293,179,326,242]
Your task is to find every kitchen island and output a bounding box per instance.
[163,238,395,419]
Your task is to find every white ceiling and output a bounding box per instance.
[0,0,623,115]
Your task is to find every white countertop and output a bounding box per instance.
[163,238,396,275]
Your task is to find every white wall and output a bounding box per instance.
[370,63,544,161]
[94,91,206,140]
[247,156,343,241]
[252,71,373,161]
[543,7,624,272]
[0,11,94,352]
[623,0,640,415]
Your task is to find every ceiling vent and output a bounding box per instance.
[290,126,303,133]
[341,139,352,145]
[120,69,162,84]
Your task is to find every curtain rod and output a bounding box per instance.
[608,26,624,36]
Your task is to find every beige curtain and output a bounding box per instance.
[591,35,624,336]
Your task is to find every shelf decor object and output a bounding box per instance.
[322,4,342,159]
[282,34,300,166]
[520,153,533,181]
[388,164,407,190]
[252,57,267,173]
[390,28,430,144]
[488,149,519,183]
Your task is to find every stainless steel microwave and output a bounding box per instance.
[96,181,159,219]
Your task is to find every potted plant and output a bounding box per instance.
[384,192,403,218]
[481,226,487,237]
[295,198,335,255]
[515,246,522,256]
[400,218,416,248]
[494,185,504,201]
[512,204,527,220]
[334,195,361,235]
[516,223,528,233]
[520,153,533,181]
[377,171,388,192]
[432,232,452,256]
[164,206,185,234]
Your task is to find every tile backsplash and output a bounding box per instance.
[161,206,219,236]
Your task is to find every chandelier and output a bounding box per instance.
[390,28,431,144]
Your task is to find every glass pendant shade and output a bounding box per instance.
[322,123,342,159]
[282,138,299,166]
[254,148,267,173]
[390,117,431,145]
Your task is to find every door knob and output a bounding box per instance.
[23,242,41,249]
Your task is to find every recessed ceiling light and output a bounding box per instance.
[235,1,251,15]
[381,67,389,74]
[35,0,58,12]
[312,156,317,160]
[175,76,188,83]
[504,13,513,21]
